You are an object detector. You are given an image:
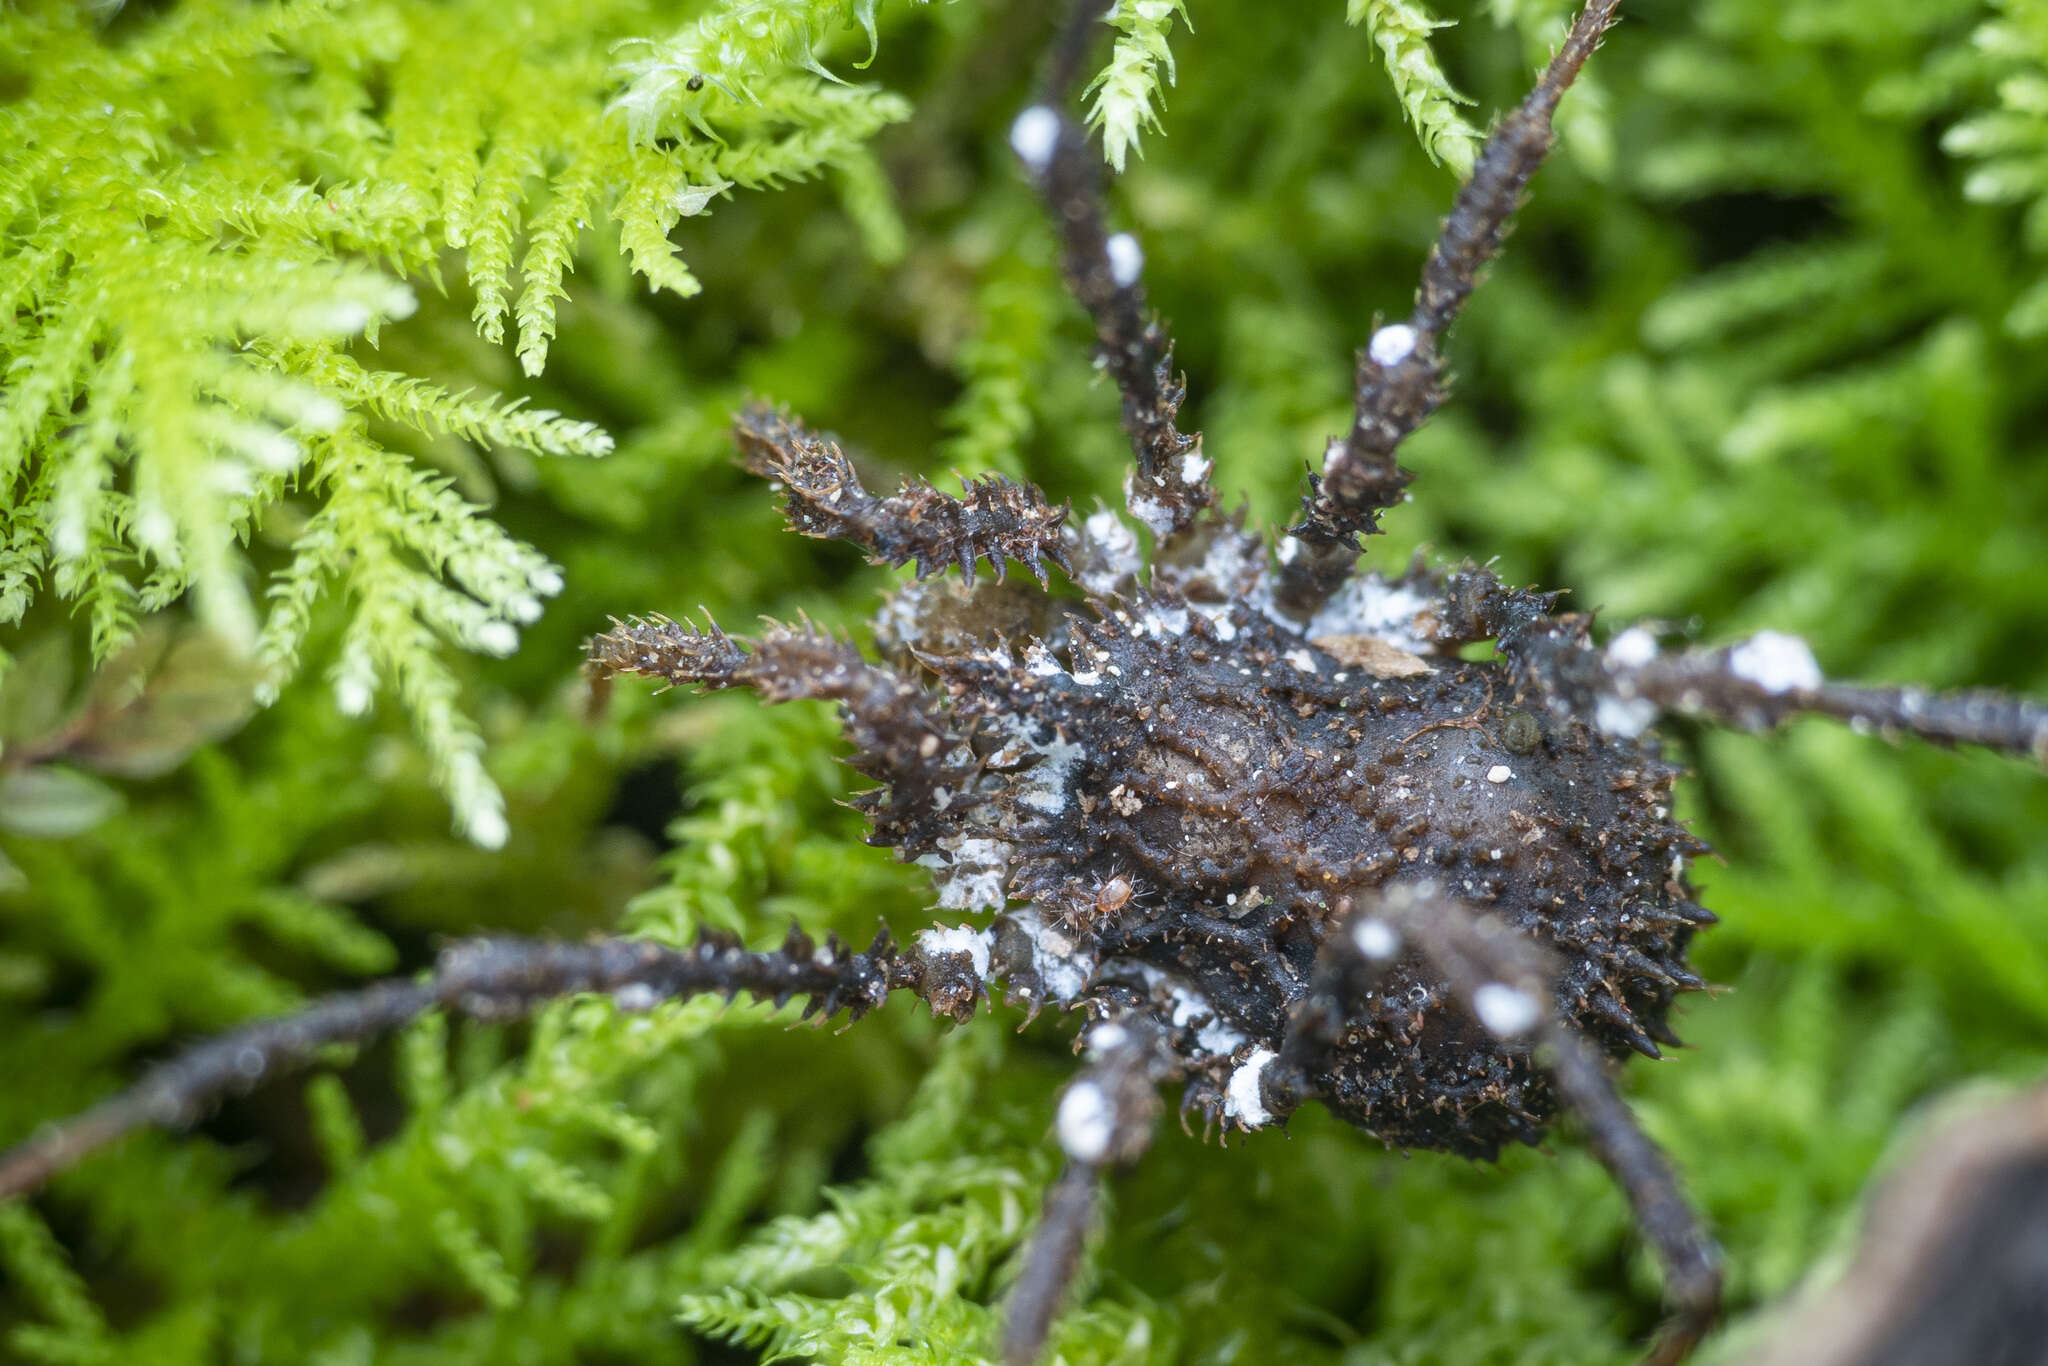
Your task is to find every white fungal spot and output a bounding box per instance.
[1125,483,1177,538]
[1472,983,1540,1038]
[922,837,1011,910]
[1368,323,1419,367]
[1486,764,1512,784]
[1009,105,1061,171]
[613,983,661,1013]
[1166,983,1246,1057]
[1351,917,1399,960]
[1057,1081,1115,1163]
[1223,1048,1277,1128]
[1088,1022,1129,1055]
[916,923,994,979]
[1728,631,1822,694]
[1081,507,1143,595]
[1302,573,1433,655]
[1596,694,1659,738]
[1180,450,1211,485]
[1014,908,1096,1003]
[1606,626,1659,669]
[1106,232,1144,288]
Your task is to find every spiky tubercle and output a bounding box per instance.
[735,405,1074,586]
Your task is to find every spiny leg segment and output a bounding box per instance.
[1269,881,1724,1366]
[0,928,911,1203]
[1275,0,1624,618]
[1430,566,2048,765]
[734,404,1073,587]
[1009,0,1213,541]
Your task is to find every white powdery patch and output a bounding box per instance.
[1596,694,1659,738]
[1169,984,1246,1058]
[1025,640,1065,678]
[1105,232,1144,289]
[1009,105,1061,171]
[1606,626,1660,670]
[1301,573,1434,655]
[1087,1022,1129,1056]
[1080,508,1143,595]
[920,836,1012,911]
[1137,604,1190,639]
[1180,450,1212,485]
[1368,322,1419,368]
[1012,908,1096,1004]
[1223,1048,1277,1128]
[916,923,994,980]
[1594,625,1664,737]
[1351,917,1399,961]
[1057,1080,1115,1162]
[613,982,662,1013]
[1728,631,1822,694]
[1125,482,1178,538]
[1472,982,1540,1038]
[1014,725,1087,816]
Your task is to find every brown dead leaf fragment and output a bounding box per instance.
[1310,634,1434,678]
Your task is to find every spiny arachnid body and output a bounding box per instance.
[6,2,2047,1364]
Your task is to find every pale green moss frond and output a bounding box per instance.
[1943,0,2048,334]
[1348,0,1483,178]
[0,0,917,839]
[1086,0,1190,174]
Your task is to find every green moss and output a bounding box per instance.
[3,1,2046,1363]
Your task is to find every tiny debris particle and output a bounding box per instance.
[1368,322,1419,367]
[1472,982,1540,1038]
[1486,765,1512,784]
[1105,232,1144,288]
[1009,105,1061,171]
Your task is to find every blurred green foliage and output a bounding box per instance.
[2,0,2046,1363]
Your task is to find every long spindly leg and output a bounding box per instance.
[589,613,984,854]
[734,405,1073,587]
[1008,0,1213,542]
[1562,626,2048,765]
[1002,1016,1174,1366]
[1280,883,1724,1366]
[1276,0,1624,618]
[0,927,918,1202]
